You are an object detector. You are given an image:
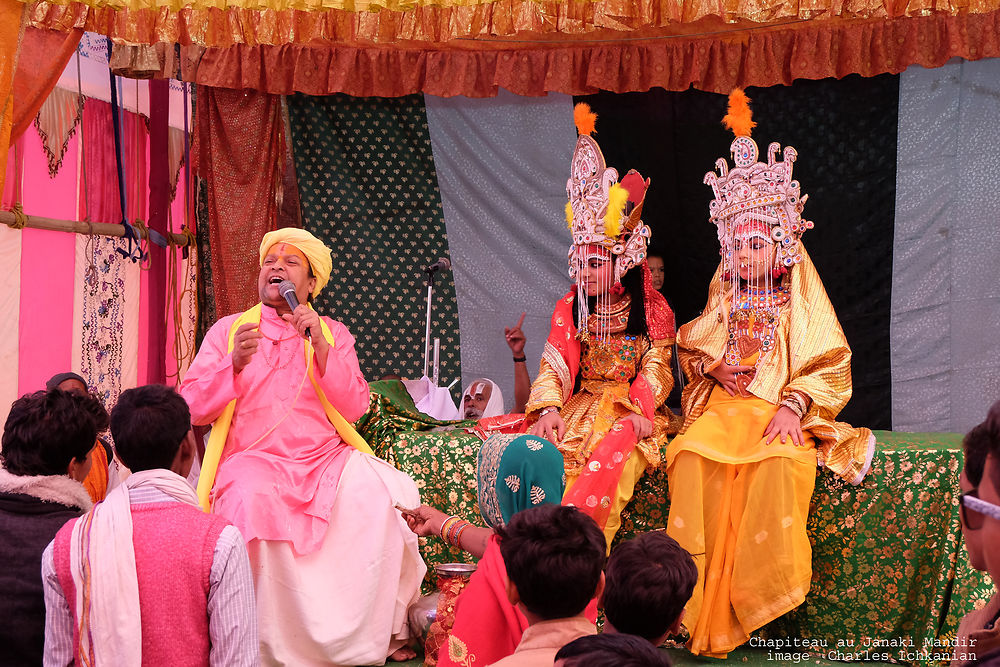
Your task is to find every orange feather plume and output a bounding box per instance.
[574,103,597,136]
[722,89,756,138]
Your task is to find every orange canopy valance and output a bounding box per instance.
[93,8,1000,97]
[26,0,1000,47]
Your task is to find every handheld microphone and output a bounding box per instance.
[424,258,452,274]
[277,280,310,339]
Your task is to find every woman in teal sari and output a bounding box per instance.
[405,433,592,667]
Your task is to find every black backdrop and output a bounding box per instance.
[576,74,898,429]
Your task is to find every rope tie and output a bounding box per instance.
[4,203,27,229]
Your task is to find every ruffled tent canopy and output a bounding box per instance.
[8,0,1000,97]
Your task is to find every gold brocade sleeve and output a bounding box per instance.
[636,338,680,464]
[637,337,674,412]
[525,355,566,417]
[677,266,730,433]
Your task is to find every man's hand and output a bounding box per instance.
[529,410,566,444]
[707,360,756,396]
[232,323,262,374]
[619,412,653,440]
[282,305,329,353]
[505,313,527,357]
[764,405,805,447]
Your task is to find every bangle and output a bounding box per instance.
[513,356,527,363]
[447,519,469,547]
[451,522,471,548]
[539,406,559,417]
[780,394,806,419]
[439,516,460,543]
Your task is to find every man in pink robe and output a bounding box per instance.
[180,228,425,665]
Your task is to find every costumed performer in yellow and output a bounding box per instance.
[180,228,426,666]
[526,103,680,548]
[666,90,875,657]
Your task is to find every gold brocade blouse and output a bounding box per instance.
[526,307,677,476]
[677,245,874,484]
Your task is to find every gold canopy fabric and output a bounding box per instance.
[25,5,1000,98]
[677,245,874,485]
[25,0,1000,48]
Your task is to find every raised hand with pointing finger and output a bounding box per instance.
[506,312,530,413]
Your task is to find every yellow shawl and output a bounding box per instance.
[677,245,874,484]
[196,303,374,511]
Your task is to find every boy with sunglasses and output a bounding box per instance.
[955,400,1000,666]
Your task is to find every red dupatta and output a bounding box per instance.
[440,536,599,667]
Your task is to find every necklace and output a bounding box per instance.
[260,330,298,346]
[259,320,297,369]
[261,338,296,370]
[588,295,631,337]
[724,286,788,366]
[259,318,298,346]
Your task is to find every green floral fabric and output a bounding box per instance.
[359,384,992,660]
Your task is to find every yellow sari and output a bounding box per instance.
[667,246,874,657]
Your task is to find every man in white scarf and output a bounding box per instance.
[42,385,258,666]
[461,379,506,420]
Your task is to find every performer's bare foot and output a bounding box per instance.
[388,646,417,662]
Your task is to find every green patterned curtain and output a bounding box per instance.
[287,94,461,387]
[194,176,217,348]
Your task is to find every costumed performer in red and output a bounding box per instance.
[525,104,680,547]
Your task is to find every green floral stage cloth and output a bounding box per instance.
[359,382,992,664]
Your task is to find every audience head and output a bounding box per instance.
[462,378,504,420]
[496,504,606,621]
[555,632,673,667]
[961,424,990,571]
[647,253,665,292]
[110,385,195,476]
[2,389,108,480]
[477,434,565,529]
[45,371,90,395]
[961,399,1000,577]
[602,531,697,643]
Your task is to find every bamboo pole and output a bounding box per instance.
[0,210,192,246]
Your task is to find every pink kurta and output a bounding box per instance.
[180,305,370,556]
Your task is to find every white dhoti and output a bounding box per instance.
[248,450,426,666]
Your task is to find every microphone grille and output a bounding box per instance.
[277,280,297,296]
[440,258,452,270]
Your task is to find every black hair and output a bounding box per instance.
[603,531,697,641]
[110,385,191,472]
[977,399,1000,492]
[2,389,109,476]
[572,265,647,338]
[496,504,606,620]
[555,632,673,667]
[965,423,992,487]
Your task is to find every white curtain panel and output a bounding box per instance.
[425,90,578,410]
[893,59,1000,433]
[72,235,141,408]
